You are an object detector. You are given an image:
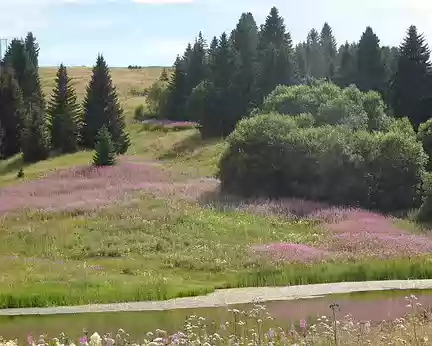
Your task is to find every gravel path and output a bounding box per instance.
[1,280,432,316]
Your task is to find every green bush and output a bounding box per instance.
[146,80,168,119]
[260,80,390,132]
[219,113,427,212]
[134,104,145,121]
[418,118,432,170]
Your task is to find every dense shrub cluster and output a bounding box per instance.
[219,113,427,213]
[260,81,391,131]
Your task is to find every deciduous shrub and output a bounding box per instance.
[418,118,432,170]
[219,113,427,213]
[260,80,391,132]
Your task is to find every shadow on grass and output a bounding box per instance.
[198,188,353,224]
[0,155,27,175]
[158,132,220,160]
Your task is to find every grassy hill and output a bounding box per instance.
[0,67,430,309]
[40,66,166,118]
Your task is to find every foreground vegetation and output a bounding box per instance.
[0,190,431,309]
[2,296,431,345]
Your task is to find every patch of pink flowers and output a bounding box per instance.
[247,199,432,263]
[0,159,218,214]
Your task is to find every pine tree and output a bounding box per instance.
[320,23,337,79]
[3,39,44,109]
[257,7,297,99]
[81,54,130,153]
[0,66,25,158]
[335,42,357,87]
[93,125,116,166]
[295,43,308,80]
[391,25,431,128]
[163,55,189,121]
[21,102,50,163]
[356,27,386,95]
[231,12,259,118]
[24,32,40,68]
[195,32,238,138]
[47,64,81,153]
[306,28,325,79]
[186,32,208,92]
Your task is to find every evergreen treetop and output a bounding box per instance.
[81,54,129,153]
[0,66,25,158]
[391,25,432,127]
[3,39,44,108]
[24,32,40,68]
[356,26,386,94]
[48,64,81,153]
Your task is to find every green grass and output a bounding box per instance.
[0,67,430,309]
[0,194,321,308]
[0,194,430,308]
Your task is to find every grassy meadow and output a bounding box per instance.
[0,67,430,309]
[40,66,166,118]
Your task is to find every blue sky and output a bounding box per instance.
[1,0,431,67]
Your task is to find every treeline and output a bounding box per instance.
[0,33,130,165]
[147,6,432,137]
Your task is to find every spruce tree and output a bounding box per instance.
[0,66,25,158]
[93,125,116,166]
[24,32,40,68]
[306,28,325,79]
[335,42,357,87]
[196,32,238,138]
[186,32,208,92]
[47,64,81,153]
[320,23,337,79]
[231,12,259,119]
[21,102,50,163]
[391,25,431,128]
[81,54,130,153]
[257,7,297,99]
[295,43,308,80]
[3,39,44,109]
[163,55,189,120]
[356,27,386,95]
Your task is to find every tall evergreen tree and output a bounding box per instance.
[0,67,25,158]
[186,32,208,91]
[257,7,297,99]
[320,23,337,79]
[391,25,431,128]
[47,64,81,153]
[3,39,44,108]
[163,55,189,120]
[306,28,325,79]
[21,102,50,163]
[356,27,386,95]
[231,12,259,118]
[24,32,40,68]
[295,43,308,80]
[335,42,357,87]
[193,32,238,138]
[81,54,130,153]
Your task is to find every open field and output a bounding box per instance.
[39,66,167,117]
[0,67,430,309]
